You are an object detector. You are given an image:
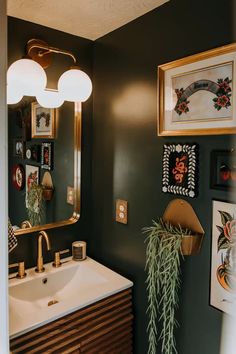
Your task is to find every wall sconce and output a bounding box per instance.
[7,39,92,108]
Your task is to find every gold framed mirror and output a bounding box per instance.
[9,102,81,236]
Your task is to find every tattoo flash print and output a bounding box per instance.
[211,201,236,313]
[174,77,232,116]
[162,143,198,198]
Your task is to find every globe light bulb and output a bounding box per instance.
[36,89,64,108]
[7,58,47,97]
[7,85,23,105]
[58,68,92,102]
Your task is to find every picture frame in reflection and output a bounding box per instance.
[41,142,53,170]
[31,102,56,139]
[13,138,25,158]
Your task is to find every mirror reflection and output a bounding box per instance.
[8,101,81,235]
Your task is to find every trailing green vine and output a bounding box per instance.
[143,218,191,354]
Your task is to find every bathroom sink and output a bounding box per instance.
[9,257,133,338]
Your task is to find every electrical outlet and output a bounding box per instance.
[116,199,128,224]
[67,186,74,205]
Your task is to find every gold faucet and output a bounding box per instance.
[35,231,51,273]
[21,220,32,229]
[9,261,26,279]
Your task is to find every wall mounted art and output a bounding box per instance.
[158,43,236,136]
[210,150,236,190]
[13,138,25,158]
[25,164,39,208]
[41,142,53,170]
[210,200,236,313]
[26,144,41,162]
[31,102,56,139]
[12,164,25,191]
[162,143,198,198]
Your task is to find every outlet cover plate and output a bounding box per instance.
[116,199,128,224]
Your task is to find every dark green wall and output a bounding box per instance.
[8,17,93,268]
[92,1,235,353]
[8,1,236,353]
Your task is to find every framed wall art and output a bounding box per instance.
[12,164,25,191]
[162,143,198,198]
[31,102,56,138]
[25,164,39,207]
[158,43,236,136]
[210,200,236,313]
[13,138,25,158]
[210,150,236,190]
[41,142,53,170]
[26,144,41,162]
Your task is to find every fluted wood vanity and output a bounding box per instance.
[9,257,133,353]
[10,288,133,353]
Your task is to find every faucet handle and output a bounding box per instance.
[9,261,26,279]
[52,249,70,268]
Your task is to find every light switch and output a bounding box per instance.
[67,186,74,205]
[116,199,128,224]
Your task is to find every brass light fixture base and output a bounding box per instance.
[27,39,52,69]
[26,38,77,69]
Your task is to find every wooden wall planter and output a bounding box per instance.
[10,288,133,354]
[163,199,204,255]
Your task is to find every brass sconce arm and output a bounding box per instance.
[26,39,77,68]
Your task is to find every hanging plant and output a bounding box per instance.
[26,183,45,226]
[143,218,192,354]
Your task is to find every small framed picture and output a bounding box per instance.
[41,142,53,170]
[162,143,198,198]
[25,164,39,207]
[12,164,25,190]
[13,139,25,158]
[31,102,56,139]
[26,144,41,162]
[210,150,236,190]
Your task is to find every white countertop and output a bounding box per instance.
[9,256,133,339]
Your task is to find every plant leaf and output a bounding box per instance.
[219,210,233,225]
[216,225,224,233]
[217,232,229,252]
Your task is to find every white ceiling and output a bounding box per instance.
[7,0,169,41]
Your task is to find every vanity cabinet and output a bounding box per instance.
[10,288,133,354]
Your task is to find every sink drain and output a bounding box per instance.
[48,300,59,306]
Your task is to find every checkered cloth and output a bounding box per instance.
[8,219,18,253]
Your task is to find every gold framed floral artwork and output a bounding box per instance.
[158,43,236,136]
[210,200,236,313]
[31,102,56,139]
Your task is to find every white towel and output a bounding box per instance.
[8,219,18,253]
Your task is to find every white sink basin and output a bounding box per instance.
[9,257,133,339]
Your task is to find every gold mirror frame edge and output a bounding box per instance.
[14,102,82,237]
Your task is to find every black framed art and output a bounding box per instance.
[162,143,198,198]
[13,138,25,159]
[41,142,53,170]
[26,144,41,162]
[210,150,236,190]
